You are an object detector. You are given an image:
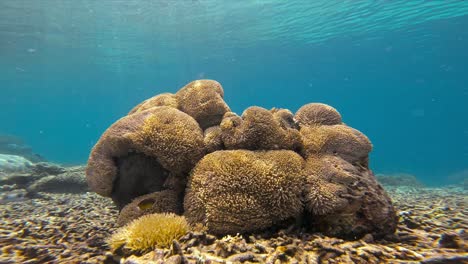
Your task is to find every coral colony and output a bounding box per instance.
[86,80,397,251]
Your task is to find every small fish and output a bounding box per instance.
[138,198,155,210]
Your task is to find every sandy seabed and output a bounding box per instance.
[0,187,466,264]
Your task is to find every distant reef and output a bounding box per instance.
[0,160,88,204]
[0,134,46,163]
[376,173,425,188]
[86,79,398,247]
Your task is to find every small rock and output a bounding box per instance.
[362,234,374,243]
[0,154,33,173]
[171,240,183,255]
[0,189,28,204]
[184,238,199,249]
[227,252,257,263]
[215,240,231,258]
[254,243,267,254]
[400,212,421,229]
[27,171,88,194]
[283,245,297,257]
[421,255,468,264]
[438,233,462,249]
[203,234,216,245]
[166,255,182,264]
[179,232,192,242]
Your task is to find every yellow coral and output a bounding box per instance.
[108,213,189,252]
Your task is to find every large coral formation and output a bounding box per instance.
[184,150,305,235]
[86,79,397,242]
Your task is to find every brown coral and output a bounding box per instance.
[295,103,342,126]
[184,150,305,235]
[303,155,358,216]
[128,93,178,115]
[203,126,224,153]
[300,124,372,165]
[117,190,183,227]
[86,106,204,208]
[220,107,302,151]
[304,154,397,239]
[271,108,300,130]
[86,79,397,241]
[175,80,231,129]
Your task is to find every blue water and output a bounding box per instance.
[0,1,467,186]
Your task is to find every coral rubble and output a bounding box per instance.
[1,188,466,263]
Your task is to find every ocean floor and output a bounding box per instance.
[0,185,467,263]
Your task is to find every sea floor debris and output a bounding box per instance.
[0,186,466,263]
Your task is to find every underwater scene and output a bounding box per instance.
[1,1,467,263]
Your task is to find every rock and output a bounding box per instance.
[203,234,216,245]
[27,170,88,194]
[438,233,463,249]
[0,134,46,163]
[399,211,421,229]
[170,240,183,256]
[166,255,182,264]
[0,189,28,204]
[421,255,468,264]
[362,234,374,243]
[0,172,40,187]
[31,162,67,176]
[0,154,33,173]
[0,165,84,192]
[227,252,257,263]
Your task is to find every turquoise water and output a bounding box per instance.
[0,1,467,186]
